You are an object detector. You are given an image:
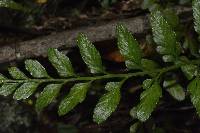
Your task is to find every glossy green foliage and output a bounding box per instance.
[93,82,121,124]
[77,33,105,73]
[0,83,19,96]
[0,3,200,127]
[116,24,142,69]
[188,77,200,116]
[25,60,49,78]
[193,0,200,36]
[163,80,185,101]
[150,10,181,61]
[58,83,90,116]
[48,48,75,77]
[8,67,27,79]
[13,82,39,100]
[181,64,198,80]
[134,81,162,122]
[36,84,62,112]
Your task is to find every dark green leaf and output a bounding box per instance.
[188,77,200,116]
[163,8,179,28]
[142,79,153,90]
[164,80,185,101]
[25,60,49,78]
[193,0,200,35]
[0,83,18,96]
[36,84,62,112]
[8,67,27,79]
[151,10,181,60]
[116,24,142,69]
[135,81,162,122]
[166,85,185,101]
[181,64,198,80]
[48,48,75,77]
[93,82,121,124]
[183,36,199,57]
[58,82,90,116]
[77,33,104,73]
[13,82,39,100]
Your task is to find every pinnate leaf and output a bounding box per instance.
[193,0,200,35]
[135,81,162,122]
[58,82,90,116]
[0,83,18,96]
[188,77,200,116]
[93,82,121,124]
[25,60,49,78]
[8,67,27,79]
[36,84,62,112]
[13,82,39,100]
[116,24,142,69]
[77,33,104,73]
[48,48,75,77]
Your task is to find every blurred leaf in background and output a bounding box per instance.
[99,0,118,8]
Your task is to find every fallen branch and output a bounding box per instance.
[0,6,192,64]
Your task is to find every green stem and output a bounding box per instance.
[1,64,181,84]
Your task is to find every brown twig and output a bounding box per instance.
[0,6,192,65]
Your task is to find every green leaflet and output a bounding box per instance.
[48,48,75,77]
[167,85,185,101]
[25,60,50,78]
[0,83,19,96]
[183,36,199,57]
[36,84,62,112]
[93,82,121,124]
[164,80,185,101]
[58,82,90,116]
[13,82,39,100]
[0,0,30,12]
[135,81,162,122]
[142,79,153,90]
[163,8,179,28]
[193,0,200,35]
[116,24,142,69]
[181,64,198,80]
[77,33,104,73]
[188,77,200,116]
[150,10,181,60]
[8,67,28,79]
